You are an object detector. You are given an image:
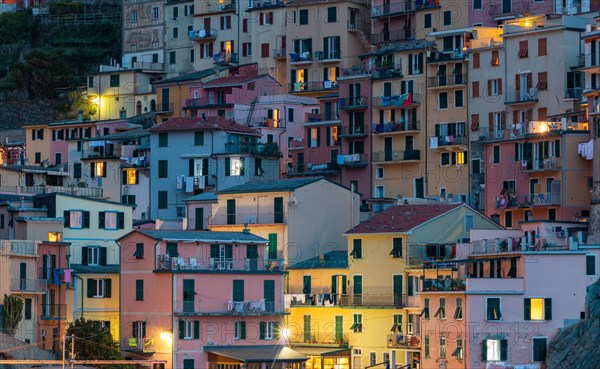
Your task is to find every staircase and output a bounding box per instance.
[348,21,373,52]
[246,98,258,126]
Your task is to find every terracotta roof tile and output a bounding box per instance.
[147,116,259,135]
[346,204,462,234]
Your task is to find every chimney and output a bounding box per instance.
[319,253,325,265]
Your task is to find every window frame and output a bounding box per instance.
[486,297,502,321]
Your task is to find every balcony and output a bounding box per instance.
[582,52,600,73]
[372,121,420,134]
[427,50,468,63]
[273,48,287,59]
[565,88,583,100]
[213,51,238,66]
[338,293,407,307]
[247,0,286,11]
[422,278,466,292]
[387,334,420,349]
[40,304,67,320]
[372,65,403,80]
[188,28,217,42]
[372,150,421,164]
[286,163,340,177]
[223,142,280,157]
[427,74,465,88]
[339,96,369,110]
[288,332,349,346]
[289,52,313,65]
[340,66,371,78]
[416,0,439,10]
[288,80,338,93]
[176,299,281,316]
[286,293,339,307]
[196,1,236,15]
[371,1,415,18]
[82,146,122,160]
[210,211,288,226]
[505,88,538,104]
[338,125,368,138]
[429,135,468,148]
[316,50,341,62]
[488,1,529,19]
[156,103,174,113]
[372,93,419,109]
[156,254,283,272]
[185,97,233,109]
[519,157,561,172]
[0,240,38,256]
[371,28,415,45]
[10,278,47,293]
[337,153,369,167]
[126,337,155,353]
[494,191,561,209]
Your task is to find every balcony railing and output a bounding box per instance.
[422,278,466,292]
[372,120,420,134]
[316,50,341,61]
[10,278,47,293]
[288,80,338,93]
[339,125,368,137]
[156,103,174,113]
[339,95,369,109]
[289,332,349,345]
[227,299,277,314]
[339,293,407,307]
[427,74,465,87]
[371,1,415,17]
[427,50,468,63]
[156,254,283,271]
[286,293,340,307]
[287,163,340,176]
[273,48,287,59]
[372,93,419,108]
[247,0,286,10]
[289,52,313,64]
[488,1,529,18]
[197,1,236,14]
[340,66,371,78]
[223,142,280,157]
[565,88,583,99]
[505,88,538,104]
[127,337,155,353]
[185,97,232,108]
[494,191,561,209]
[372,65,403,79]
[519,157,561,172]
[177,299,280,315]
[430,135,467,148]
[416,0,439,10]
[0,240,38,256]
[337,153,368,166]
[387,334,421,349]
[371,28,415,45]
[41,304,67,319]
[188,29,217,41]
[372,149,421,163]
[214,51,238,65]
[210,211,287,226]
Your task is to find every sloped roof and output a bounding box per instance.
[346,203,463,234]
[202,74,271,88]
[218,177,324,194]
[153,68,216,85]
[147,116,259,135]
[120,229,268,243]
[184,192,218,202]
[87,128,148,141]
[287,250,348,269]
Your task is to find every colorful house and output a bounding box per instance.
[117,229,307,369]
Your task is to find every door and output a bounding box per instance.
[233,280,244,302]
[335,316,344,342]
[161,88,170,112]
[204,18,211,32]
[20,262,26,290]
[274,197,284,223]
[353,275,362,305]
[393,275,403,306]
[183,279,195,312]
[384,137,393,161]
[405,136,414,151]
[226,199,236,224]
[268,233,278,260]
[55,153,62,165]
[194,208,204,230]
[502,0,511,13]
[415,177,424,198]
[438,65,447,86]
[264,280,275,312]
[297,153,304,173]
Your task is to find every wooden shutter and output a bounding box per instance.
[487,80,492,96]
[500,339,508,361]
[83,211,90,228]
[537,72,547,90]
[515,74,520,91]
[501,111,506,129]
[488,112,493,134]
[104,278,112,298]
[526,109,533,122]
[259,13,264,25]
[538,108,547,121]
[63,210,70,227]
[87,278,94,298]
[193,321,200,339]
[538,38,547,56]
[200,44,204,58]
[220,16,225,29]
[100,247,107,266]
[482,339,487,361]
[526,73,532,89]
[90,162,95,178]
[208,43,213,57]
[117,212,125,229]
[81,247,88,265]
[498,79,503,94]
[408,54,413,74]
[259,321,266,339]
[242,43,247,57]
[513,110,519,124]
[225,157,231,176]
[473,81,479,97]
[544,298,552,320]
[470,114,480,131]
[524,298,531,320]
[179,320,185,339]
[473,52,480,68]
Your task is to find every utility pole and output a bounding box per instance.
[62,335,75,369]
[70,334,75,369]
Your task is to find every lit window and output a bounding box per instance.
[310,128,320,148]
[457,152,465,165]
[105,212,117,230]
[440,336,446,358]
[48,232,62,242]
[525,297,552,321]
[486,298,502,320]
[229,158,243,176]
[484,339,507,361]
[95,162,105,177]
[127,169,138,184]
[70,211,83,229]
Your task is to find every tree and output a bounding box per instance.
[3,294,23,336]
[66,318,132,369]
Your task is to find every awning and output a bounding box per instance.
[204,345,308,363]
[291,346,350,357]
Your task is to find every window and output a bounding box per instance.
[376,167,384,179]
[183,359,194,369]
[505,211,513,228]
[261,43,270,58]
[524,298,552,321]
[35,152,41,164]
[422,298,430,319]
[99,211,125,230]
[483,339,507,361]
[350,239,362,259]
[472,52,480,69]
[173,6,179,18]
[87,246,101,265]
[490,79,501,96]
[131,10,138,23]
[172,27,178,38]
[190,48,195,62]
[587,255,597,275]
[136,280,144,301]
[369,352,376,366]
[134,243,144,259]
[473,0,482,9]
[299,9,308,25]
[434,298,446,319]
[24,298,31,320]
[152,6,159,20]
[166,243,179,258]
[351,314,362,333]
[180,320,199,340]
[225,157,244,176]
[88,278,111,298]
[472,81,480,98]
[391,238,402,258]
[309,127,320,148]
[439,92,448,109]
[518,40,528,58]
[169,51,176,64]
[455,90,464,107]
[126,169,138,184]
[327,6,336,22]
[158,160,168,178]
[158,132,168,147]
[64,210,90,229]
[537,38,547,56]
[440,336,447,358]
[288,107,295,122]
[443,10,451,25]
[391,314,402,333]
[110,74,119,87]
[260,321,278,340]
[537,72,548,90]
[486,297,502,320]
[493,145,500,163]
[194,131,204,146]
[454,298,463,319]
[532,337,547,362]
[158,191,168,209]
[424,336,430,358]
[453,338,464,359]
[235,321,246,340]
[424,13,431,28]
[465,215,474,232]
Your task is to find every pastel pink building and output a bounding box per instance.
[118,229,307,369]
[419,223,600,369]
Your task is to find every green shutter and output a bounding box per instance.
[331,275,337,294]
[233,280,244,302]
[117,212,125,229]
[104,279,112,298]
[63,210,70,227]
[83,211,90,228]
[273,322,280,339]
[81,247,88,265]
[260,321,266,339]
[100,247,107,266]
[335,316,343,341]
[210,244,219,258]
[183,359,194,369]
[193,320,200,339]
[268,233,278,260]
[240,157,245,175]
[179,320,185,339]
[240,321,246,339]
[225,157,231,176]
[87,278,94,298]
[136,280,143,301]
[524,298,531,320]
[500,339,508,361]
[98,212,105,228]
[482,340,487,361]
[544,298,552,320]
[407,276,413,296]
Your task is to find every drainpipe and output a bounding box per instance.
[74,274,84,322]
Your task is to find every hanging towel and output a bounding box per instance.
[403,93,413,106]
[430,136,438,148]
[337,155,345,165]
[176,175,184,190]
[53,269,62,285]
[186,176,194,193]
[63,269,72,284]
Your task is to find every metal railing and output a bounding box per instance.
[494,191,561,209]
[316,50,341,61]
[40,304,67,319]
[337,153,368,166]
[505,88,538,104]
[223,142,280,156]
[519,157,561,172]
[565,88,583,99]
[339,293,407,307]
[371,28,416,45]
[372,120,420,134]
[340,95,369,109]
[156,103,174,113]
[197,0,236,14]
[288,80,338,93]
[287,163,340,176]
[372,149,421,163]
[340,66,371,78]
[288,332,349,345]
[427,74,465,87]
[371,1,415,17]
[156,255,282,271]
[178,299,280,315]
[185,97,230,108]
[372,65,403,79]
[214,51,238,65]
[210,211,287,225]
[387,334,421,349]
[430,135,468,147]
[289,52,313,63]
[273,48,286,59]
[188,29,217,41]
[10,278,48,293]
[372,93,419,108]
[422,278,466,292]
[339,125,367,136]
